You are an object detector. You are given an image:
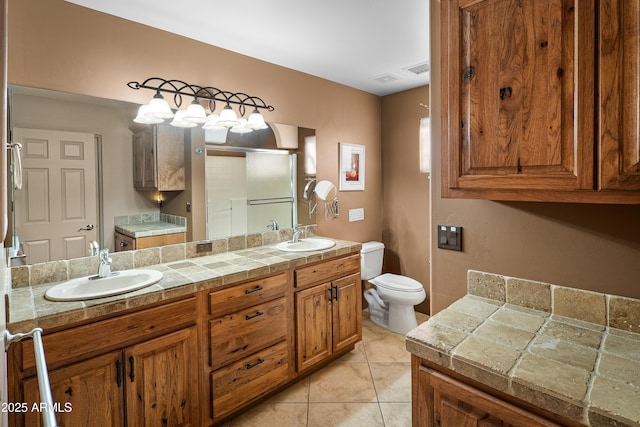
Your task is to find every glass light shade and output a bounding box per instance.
[183,101,208,124]
[217,105,240,127]
[146,94,174,119]
[133,105,164,124]
[304,135,317,175]
[170,110,197,128]
[419,117,431,173]
[202,113,226,130]
[229,118,253,134]
[247,109,268,129]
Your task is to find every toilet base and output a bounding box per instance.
[387,304,419,334]
[365,305,419,335]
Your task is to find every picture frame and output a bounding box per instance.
[339,142,365,191]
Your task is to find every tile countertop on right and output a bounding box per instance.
[406,270,640,427]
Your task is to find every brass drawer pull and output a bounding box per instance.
[245,285,264,294]
[245,358,265,370]
[245,311,264,321]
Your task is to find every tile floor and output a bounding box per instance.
[222,311,430,427]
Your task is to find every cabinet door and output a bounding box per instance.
[599,0,640,190]
[295,283,333,372]
[22,351,124,427]
[442,0,594,196]
[124,327,198,427]
[332,273,362,353]
[132,127,156,189]
[155,124,185,191]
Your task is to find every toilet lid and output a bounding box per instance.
[372,273,423,292]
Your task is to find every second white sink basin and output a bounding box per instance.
[276,238,336,252]
[45,270,164,301]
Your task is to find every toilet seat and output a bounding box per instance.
[371,273,424,292]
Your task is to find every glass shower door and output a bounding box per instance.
[246,152,294,234]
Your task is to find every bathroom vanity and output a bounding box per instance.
[6,237,362,426]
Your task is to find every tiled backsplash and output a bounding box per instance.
[11,225,317,288]
[468,270,640,334]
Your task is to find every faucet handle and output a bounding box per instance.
[99,248,112,263]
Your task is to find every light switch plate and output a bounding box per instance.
[349,208,365,222]
[437,225,462,251]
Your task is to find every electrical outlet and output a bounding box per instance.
[348,208,364,222]
[196,241,213,253]
[437,225,462,251]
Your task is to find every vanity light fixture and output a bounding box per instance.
[128,77,275,133]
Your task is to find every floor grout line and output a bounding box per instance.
[227,313,423,426]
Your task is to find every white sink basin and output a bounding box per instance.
[45,270,164,301]
[276,238,336,252]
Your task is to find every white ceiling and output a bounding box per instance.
[66,0,430,96]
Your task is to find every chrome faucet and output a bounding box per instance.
[267,220,278,231]
[97,248,112,278]
[291,224,305,243]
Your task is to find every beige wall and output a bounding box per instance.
[8,0,383,244]
[381,86,431,314]
[429,0,640,314]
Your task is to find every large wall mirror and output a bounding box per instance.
[6,85,317,265]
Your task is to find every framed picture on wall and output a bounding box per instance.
[339,142,365,191]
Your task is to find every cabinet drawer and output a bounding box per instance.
[21,297,196,372]
[211,341,289,419]
[295,254,360,288]
[209,271,288,316]
[209,297,287,370]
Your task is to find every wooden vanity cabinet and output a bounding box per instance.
[413,357,568,427]
[441,0,640,203]
[10,298,199,427]
[294,254,362,372]
[207,271,292,422]
[9,251,364,426]
[131,123,185,191]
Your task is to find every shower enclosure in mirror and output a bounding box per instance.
[206,151,295,239]
[6,85,316,265]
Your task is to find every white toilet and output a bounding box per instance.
[361,241,426,334]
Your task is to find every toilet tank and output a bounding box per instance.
[360,241,385,280]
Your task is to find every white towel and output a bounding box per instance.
[11,142,22,190]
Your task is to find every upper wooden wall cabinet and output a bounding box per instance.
[441,0,640,203]
[131,123,185,191]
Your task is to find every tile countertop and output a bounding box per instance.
[406,271,640,427]
[7,238,361,332]
[114,212,187,238]
[115,221,186,238]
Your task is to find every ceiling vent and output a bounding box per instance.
[404,62,430,75]
[370,73,401,84]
